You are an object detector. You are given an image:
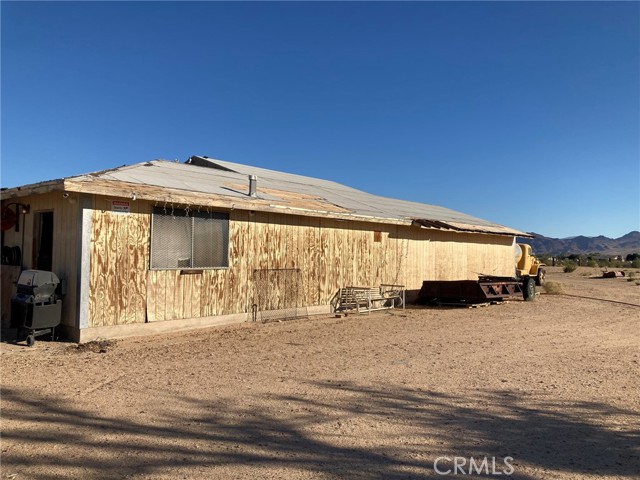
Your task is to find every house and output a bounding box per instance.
[1,156,530,342]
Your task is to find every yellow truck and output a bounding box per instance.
[513,242,546,302]
[516,243,546,286]
[418,242,546,305]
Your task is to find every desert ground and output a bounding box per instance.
[1,267,639,479]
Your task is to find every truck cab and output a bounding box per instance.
[516,243,546,286]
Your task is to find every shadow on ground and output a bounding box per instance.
[2,382,638,479]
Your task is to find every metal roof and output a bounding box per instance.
[1,156,530,237]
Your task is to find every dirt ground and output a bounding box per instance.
[1,267,639,479]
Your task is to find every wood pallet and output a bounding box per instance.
[435,300,505,309]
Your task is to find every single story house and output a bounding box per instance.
[1,156,530,342]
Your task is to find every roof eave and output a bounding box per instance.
[412,218,528,238]
[1,179,65,200]
[63,176,415,226]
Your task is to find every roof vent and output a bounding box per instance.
[248,175,257,197]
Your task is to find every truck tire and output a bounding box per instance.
[523,277,536,301]
[536,268,546,286]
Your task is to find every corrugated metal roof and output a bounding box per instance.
[2,156,531,237]
[184,156,528,236]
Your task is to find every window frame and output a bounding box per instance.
[149,206,230,270]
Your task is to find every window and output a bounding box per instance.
[151,207,229,269]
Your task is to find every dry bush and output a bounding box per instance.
[544,281,564,295]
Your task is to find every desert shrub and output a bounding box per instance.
[539,255,553,265]
[586,259,599,268]
[632,259,640,269]
[563,261,578,273]
[544,281,564,295]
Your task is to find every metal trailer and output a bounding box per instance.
[417,275,537,305]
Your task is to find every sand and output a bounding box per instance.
[1,267,639,479]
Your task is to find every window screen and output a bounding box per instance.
[151,207,229,269]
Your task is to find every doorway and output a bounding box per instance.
[33,211,54,271]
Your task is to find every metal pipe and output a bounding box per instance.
[248,175,257,197]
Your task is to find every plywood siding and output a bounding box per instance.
[1,193,80,327]
[87,198,515,327]
[88,200,149,327]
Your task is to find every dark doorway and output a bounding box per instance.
[33,212,54,271]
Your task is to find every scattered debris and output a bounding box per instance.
[602,271,625,278]
[470,303,491,308]
[66,339,116,354]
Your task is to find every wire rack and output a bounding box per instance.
[252,268,308,323]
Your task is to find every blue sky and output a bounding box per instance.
[2,1,638,238]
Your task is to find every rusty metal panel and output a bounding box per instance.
[418,277,523,304]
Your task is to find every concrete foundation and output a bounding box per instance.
[71,305,332,343]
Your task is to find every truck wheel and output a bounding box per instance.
[536,268,546,286]
[523,277,536,301]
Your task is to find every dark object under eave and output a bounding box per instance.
[417,276,528,304]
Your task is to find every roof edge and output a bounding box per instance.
[1,179,65,200]
[412,218,529,237]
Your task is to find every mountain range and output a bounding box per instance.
[519,231,640,256]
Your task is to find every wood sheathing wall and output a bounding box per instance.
[88,197,515,328]
[1,192,79,327]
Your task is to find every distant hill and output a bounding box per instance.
[519,231,640,256]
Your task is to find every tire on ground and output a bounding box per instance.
[523,277,536,301]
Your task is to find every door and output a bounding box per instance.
[33,211,54,271]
